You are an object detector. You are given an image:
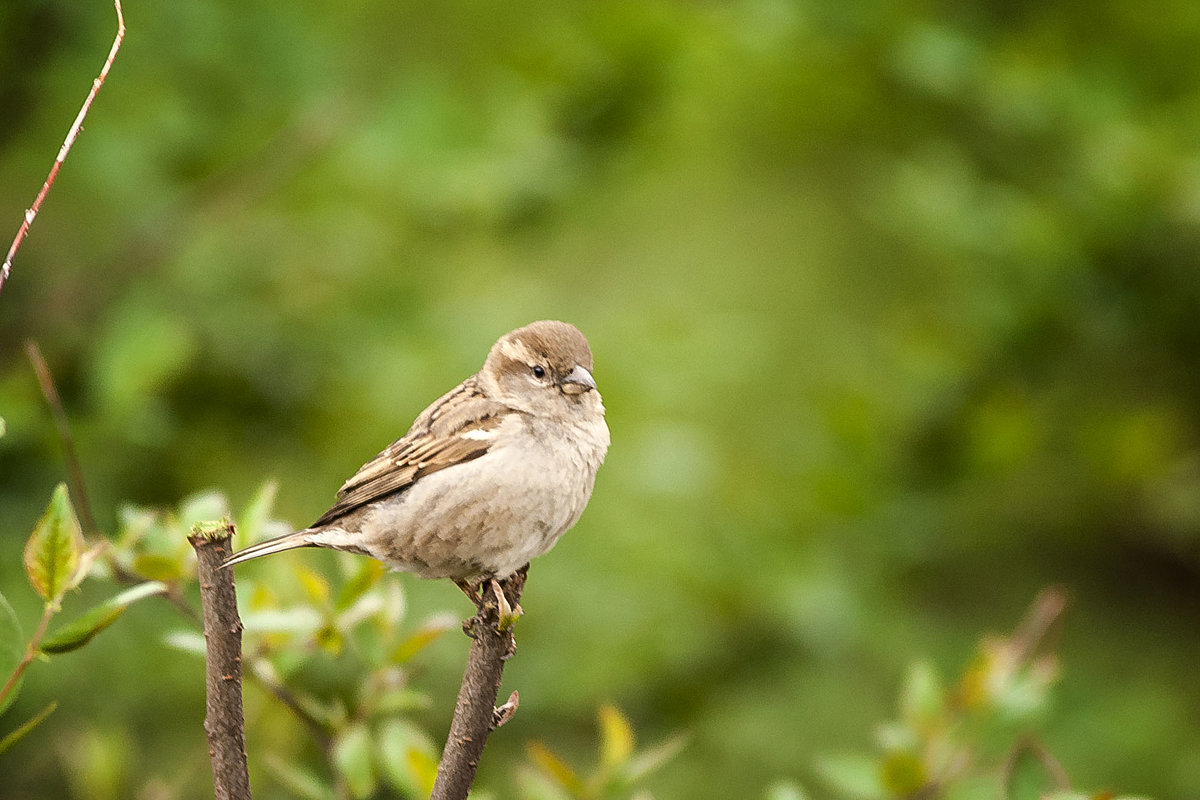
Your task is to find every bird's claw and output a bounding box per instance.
[455,578,483,608]
[457,577,521,631]
[492,578,523,631]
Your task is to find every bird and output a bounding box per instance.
[223,320,610,618]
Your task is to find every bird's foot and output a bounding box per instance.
[456,577,522,631]
[456,577,485,608]
[491,578,524,631]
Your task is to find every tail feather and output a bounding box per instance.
[222,529,316,568]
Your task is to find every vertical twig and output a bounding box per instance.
[0,603,58,709]
[188,521,252,800]
[1006,586,1068,667]
[430,566,528,800]
[25,340,100,536]
[0,0,126,297]
[244,654,334,750]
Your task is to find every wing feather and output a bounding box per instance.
[310,378,515,528]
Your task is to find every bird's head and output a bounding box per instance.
[481,320,603,419]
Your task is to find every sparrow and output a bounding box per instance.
[223,320,610,616]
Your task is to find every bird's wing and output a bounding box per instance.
[310,378,517,528]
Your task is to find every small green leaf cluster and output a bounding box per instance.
[137,482,450,800]
[517,704,685,800]
[2,478,681,800]
[1,484,164,754]
[813,593,1148,800]
[2,480,1158,800]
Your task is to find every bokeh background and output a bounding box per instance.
[3,0,1200,797]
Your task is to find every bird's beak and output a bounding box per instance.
[560,365,597,395]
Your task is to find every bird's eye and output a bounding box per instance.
[531,365,546,379]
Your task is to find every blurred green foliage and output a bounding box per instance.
[2,0,1200,797]
[1,484,683,798]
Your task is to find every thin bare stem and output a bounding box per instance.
[1003,735,1072,797]
[431,566,528,800]
[1006,586,1068,669]
[25,340,99,536]
[245,653,333,750]
[0,0,126,297]
[0,602,58,709]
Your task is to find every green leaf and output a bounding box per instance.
[316,624,344,656]
[378,579,406,630]
[241,607,323,636]
[335,558,386,612]
[996,662,1056,720]
[178,490,231,529]
[946,776,1005,800]
[100,580,171,610]
[527,741,585,795]
[162,630,208,658]
[405,747,439,798]
[295,565,332,607]
[130,554,184,583]
[814,753,887,800]
[372,687,431,715]
[624,733,687,784]
[390,613,457,663]
[24,484,84,603]
[599,704,635,769]
[377,719,438,798]
[115,504,158,549]
[238,480,279,550]
[0,702,57,755]
[874,721,918,753]
[41,606,125,655]
[880,751,926,796]
[0,590,25,714]
[515,766,574,800]
[0,417,6,437]
[332,723,376,799]
[899,660,944,729]
[764,782,809,800]
[264,755,336,800]
[118,504,194,582]
[40,582,167,654]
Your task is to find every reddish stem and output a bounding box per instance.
[0,0,126,297]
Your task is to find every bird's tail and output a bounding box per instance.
[222,529,316,568]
